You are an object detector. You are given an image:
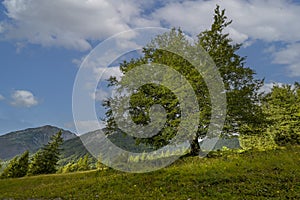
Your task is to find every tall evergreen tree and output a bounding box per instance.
[1,150,29,178]
[28,131,63,175]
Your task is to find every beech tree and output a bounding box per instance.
[103,6,264,155]
[263,83,300,145]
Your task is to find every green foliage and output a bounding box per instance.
[239,131,277,151]
[197,5,264,135]
[60,154,91,173]
[206,146,244,158]
[1,150,29,178]
[263,83,300,146]
[103,5,263,155]
[0,125,75,161]
[96,154,107,170]
[0,146,299,199]
[28,131,63,175]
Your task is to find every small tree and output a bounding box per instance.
[96,154,107,170]
[28,131,63,175]
[77,154,90,171]
[60,154,91,173]
[263,83,300,146]
[1,150,29,178]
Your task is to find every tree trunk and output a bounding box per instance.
[190,137,200,156]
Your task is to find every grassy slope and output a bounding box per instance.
[0,146,299,200]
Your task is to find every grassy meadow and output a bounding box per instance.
[0,146,299,199]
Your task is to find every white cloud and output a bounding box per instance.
[73,120,105,135]
[153,0,300,44]
[2,0,300,78]
[10,90,38,108]
[1,0,141,51]
[2,0,300,49]
[272,43,300,77]
[89,66,122,102]
[72,55,87,68]
[91,88,110,102]
[259,82,284,94]
[260,82,299,94]
[0,94,5,101]
[93,66,122,82]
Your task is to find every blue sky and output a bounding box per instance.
[0,0,300,135]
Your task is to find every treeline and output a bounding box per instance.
[0,131,63,178]
[0,82,299,178]
[239,83,300,150]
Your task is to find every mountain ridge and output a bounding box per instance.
[0,125,77,160]
[0,125,240,163]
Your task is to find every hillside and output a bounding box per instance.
[0,146,299,199]
[0,126,241,164]
[58,129,154,165]
[0,126,153,163]
[0,125,76,160]
[0,126,155,165]
[59,136,92,165]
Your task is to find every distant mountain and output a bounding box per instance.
[59,136,92,165]
[0,125,76,160]
[0,125,241,164]
[0,125,152,163]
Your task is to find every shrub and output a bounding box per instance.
[60,155,91,173]
[239,131,277,151]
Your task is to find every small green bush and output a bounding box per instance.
[60,154,91,173]
[239,131,277,151]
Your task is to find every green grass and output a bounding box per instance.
[0,146,299,199]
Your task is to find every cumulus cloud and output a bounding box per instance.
[93,66,122,81]
[153,0,300,44]
[2,0,300,77]
[0,94,4,101]
[151,0,300,77]
[1,0,142,51]
[2,0,300,50]
[10,90,38,108]
[259,82,284,94]
[272,43,300,77]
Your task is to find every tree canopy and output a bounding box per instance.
[263,83,300,146]
[103,5,264,155]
